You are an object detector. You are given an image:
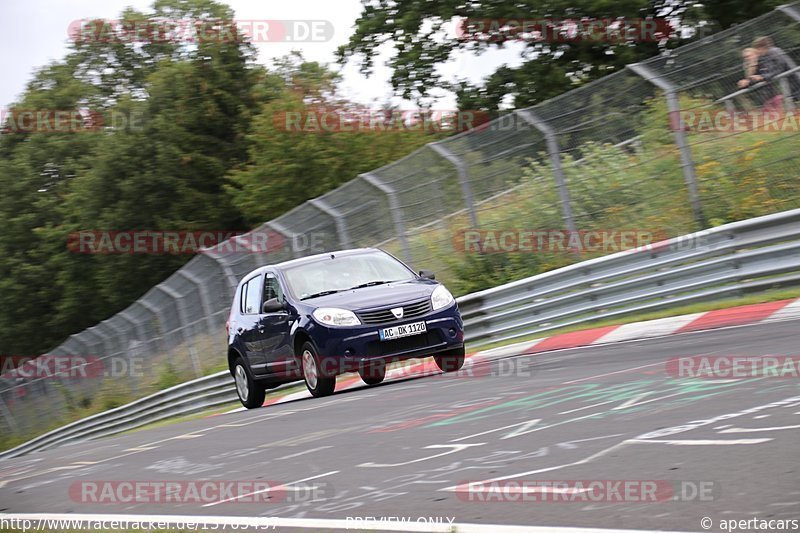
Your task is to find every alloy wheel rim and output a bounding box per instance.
[235,365,249,401]
[302,350,318,389]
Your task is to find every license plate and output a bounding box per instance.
[379,321,427,341]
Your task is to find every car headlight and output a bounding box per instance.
[312,308,361,326]
[431,285,454,311]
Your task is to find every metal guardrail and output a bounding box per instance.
[2,209,799,460]
[458,209,800,347]
[0,372,295,460]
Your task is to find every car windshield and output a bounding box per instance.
[282,251,416,300]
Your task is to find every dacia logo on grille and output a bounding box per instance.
[391,307,404,319]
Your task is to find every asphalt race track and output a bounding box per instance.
[1,319,799,532]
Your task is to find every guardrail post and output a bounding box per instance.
[360,173,412,263]
[429,143,479,228]
[628,62,706,228]
[517,109,579,240]
[308,198,352,249]
[156,284,202,378]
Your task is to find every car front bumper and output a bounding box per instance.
[308,304,464,374]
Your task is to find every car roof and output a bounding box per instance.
[246,247,385,279]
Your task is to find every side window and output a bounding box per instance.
[263,273,284,304]
[239,281,249,314]
[243,275,262,314]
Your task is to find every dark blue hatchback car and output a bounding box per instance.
[226,248,465,407]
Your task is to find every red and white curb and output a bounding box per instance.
[223,298,800,413]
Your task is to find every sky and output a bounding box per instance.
[0,0,522,110]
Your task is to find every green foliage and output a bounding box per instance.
[0,2,433,356]
[432,98,800,294]
[338,0,782,111]
[155,361,183,391]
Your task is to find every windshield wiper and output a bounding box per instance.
[348,280,394,290]
[301,289,345,300]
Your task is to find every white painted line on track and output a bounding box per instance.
[275,445,333,460]
[202,470,339,507]
[627,438,773,445]
[561,362,665,384]
[718,424,800,433]
[450,419,540,442]
[0,513,702,533]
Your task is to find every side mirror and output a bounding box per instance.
[419,269,436,280]
[262,298,285,313]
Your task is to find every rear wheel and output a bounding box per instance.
[301,342,336,397]
[358,360,386,386]
[233,357,266,409]
[434,346,466,372]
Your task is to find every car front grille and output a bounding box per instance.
[357,298,432,325]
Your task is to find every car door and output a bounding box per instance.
[259,272,294,377]
[238,274,267,371]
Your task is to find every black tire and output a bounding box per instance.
[300,341,336,397]
[434,346,466,372]
[233,357,266,409]
[358,360,386,386]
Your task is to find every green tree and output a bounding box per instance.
[226,53,442,226]
[338,0,783,112]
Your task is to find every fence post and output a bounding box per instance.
[138,296,170,356]
[628,62,706,228]
[429,143,479,228]
[203,249,242,294]
[360,172,412,264]
[778,4,800,22]
[156,283,202,378]
[119,310,147,344]
[178,269,217,333]
[517,109,578,239]
[309,198,352,249]
[85,326,113,363]
[266,220,304,259]
[0,394,18,433]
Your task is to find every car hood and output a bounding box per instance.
[301,280,438,311]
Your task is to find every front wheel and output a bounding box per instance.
[233,357,266,409]
[434,346,465,372]
[301,342,336,397]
